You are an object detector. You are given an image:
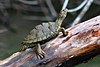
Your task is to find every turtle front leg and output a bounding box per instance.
[34,43,46,59]
[59,27,68,36]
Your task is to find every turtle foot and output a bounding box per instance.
[34,44,46,59]
[59,27,68,36]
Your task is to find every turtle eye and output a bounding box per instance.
[62,9,64,11]
[61,9,65,12]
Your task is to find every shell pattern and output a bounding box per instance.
[22,22,59,46]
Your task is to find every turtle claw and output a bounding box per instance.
[37,50,46,59]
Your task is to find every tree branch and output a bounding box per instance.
[0,15,100,67]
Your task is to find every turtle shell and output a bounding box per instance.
[22,22,59,45]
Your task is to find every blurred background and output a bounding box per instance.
[0,0,100,67]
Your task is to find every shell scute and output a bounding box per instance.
[23,22,58,44]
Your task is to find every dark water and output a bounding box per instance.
[76,56,100,67]
[0,14,41,60]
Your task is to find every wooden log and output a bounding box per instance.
[0,15,100,67]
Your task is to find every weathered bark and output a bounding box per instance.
[0,15,100,67]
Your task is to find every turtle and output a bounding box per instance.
[19,9,68,59]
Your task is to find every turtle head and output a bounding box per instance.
[56,9,67,29]
[60,9,67,18]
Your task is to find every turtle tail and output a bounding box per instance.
[19,45,27,52]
